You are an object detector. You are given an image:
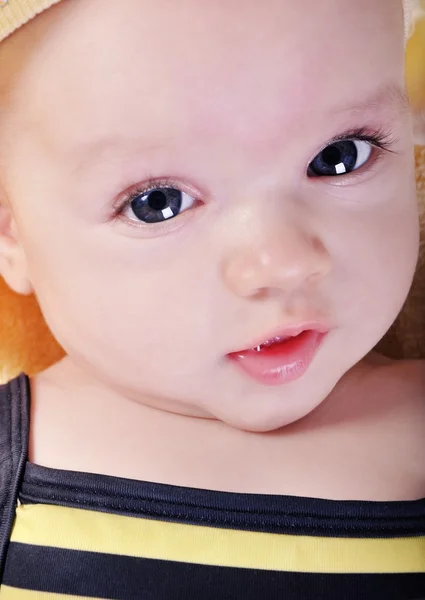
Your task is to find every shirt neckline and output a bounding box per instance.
[20,461,425,538]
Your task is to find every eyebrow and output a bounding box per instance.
[334,82,411,117]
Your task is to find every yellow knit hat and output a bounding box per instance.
[0,0,63,42]
[0,0,419,44]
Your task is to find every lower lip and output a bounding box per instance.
[228,330,326,386]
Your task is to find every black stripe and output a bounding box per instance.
[0,375,29,579]
[20,462,425,538]
[3,542,425,600]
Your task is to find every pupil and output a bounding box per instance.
[130,187,183,224]
[148,190,167,211]
[308,140,359,177]
[322,145,341,166]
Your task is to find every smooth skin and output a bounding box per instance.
[0,0,423,500]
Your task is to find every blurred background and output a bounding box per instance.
[1,7,425,383]
[407,0,425,142]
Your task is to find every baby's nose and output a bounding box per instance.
[221,225,332,299]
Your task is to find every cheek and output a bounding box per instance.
[19,212,217,376]
[331,187,419,329]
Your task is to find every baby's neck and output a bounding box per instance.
[28,355,425,501]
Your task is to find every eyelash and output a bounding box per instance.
[113,178,193,220]
[322,126,395,153]
[114,126,396,221]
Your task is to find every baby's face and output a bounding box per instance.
[0,0,418,431]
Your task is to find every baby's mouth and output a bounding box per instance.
[227,326,329,386]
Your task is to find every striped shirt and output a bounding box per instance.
[1,374,425,599]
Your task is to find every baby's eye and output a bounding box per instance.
[122,187,196,224]
[308,139,372,177]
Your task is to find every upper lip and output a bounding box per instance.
[228,321,331,354]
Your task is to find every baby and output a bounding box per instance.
[0,0,424,597]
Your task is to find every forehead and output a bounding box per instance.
[9,0,405,159]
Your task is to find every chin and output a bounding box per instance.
[214,400,320,434]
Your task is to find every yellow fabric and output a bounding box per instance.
[0,0,62,42]
[1,589,102,600]
[406,8,425,145]
[11,503,425,574]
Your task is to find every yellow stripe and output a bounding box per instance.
[10,504,425,574]
[0,586,103,600]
